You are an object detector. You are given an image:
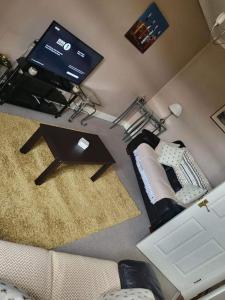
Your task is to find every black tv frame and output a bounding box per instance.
[27,20,104,85]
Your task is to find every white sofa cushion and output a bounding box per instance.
[98,288,155,300]
[157,142,185,167]
[134,143,176,204]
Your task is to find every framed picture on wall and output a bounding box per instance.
[125,2,169,53]
[211,104,225,133]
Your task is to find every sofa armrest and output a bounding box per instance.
[126,130,160,155]
[118,260,164,300]
[51,251,120,300]
[151,198,185,231]
[0,240,52,300]
[0,240,121,300]
[173,140,185,148]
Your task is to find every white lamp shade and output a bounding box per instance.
[168,103,183,117]
[215,12,225,26]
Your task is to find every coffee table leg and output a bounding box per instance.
[20,127,42,154]
[91,164,111,182]
[35,159,61,185]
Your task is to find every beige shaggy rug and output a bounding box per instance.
[0,112,140,248]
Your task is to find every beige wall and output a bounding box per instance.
[128,43,225,187]
[0,0,208,115]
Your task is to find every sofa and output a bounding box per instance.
[127,130,185,232]
[127,129,211,232]
[0,240,164,300]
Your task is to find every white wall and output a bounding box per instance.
[128,43,225,187]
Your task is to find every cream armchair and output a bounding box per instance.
[0,240,120,300]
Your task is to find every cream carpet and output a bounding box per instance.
[0,113,140,249]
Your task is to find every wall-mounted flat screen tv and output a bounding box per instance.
[27,21,103,85]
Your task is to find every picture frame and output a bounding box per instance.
[125,2,169,53]
[211,104,225,133]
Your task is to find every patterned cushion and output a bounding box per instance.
[178,151,211,191]
[98,289,155,300]
[157,143,185,167]
[156,142,211,204]
[155,140,179,156]
[174,165,189,186]
[176,184,207,205]
[0,281,33,300]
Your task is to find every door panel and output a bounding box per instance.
[211,196,225,218]
[156,219,204,255]
[175,239,224,274]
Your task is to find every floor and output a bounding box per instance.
[0,103,178,300]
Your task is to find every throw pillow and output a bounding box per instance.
[157,143,184,168]
[155,140,179,156]
[179,150,212,191]
[98,289,155,300]
[176,184,207,205]
[0,281,33,300]
[174,165,190,186]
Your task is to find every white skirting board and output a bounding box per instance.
[93,109,130,130]
[69,102,130,130]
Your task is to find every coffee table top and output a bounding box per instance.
[40,124,115,164]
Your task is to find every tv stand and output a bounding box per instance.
[0,57,77,117]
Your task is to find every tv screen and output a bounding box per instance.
[27,21,103,85]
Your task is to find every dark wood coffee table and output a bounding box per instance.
[20,124,115,185]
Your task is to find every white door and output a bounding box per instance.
[137,182,225,300]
